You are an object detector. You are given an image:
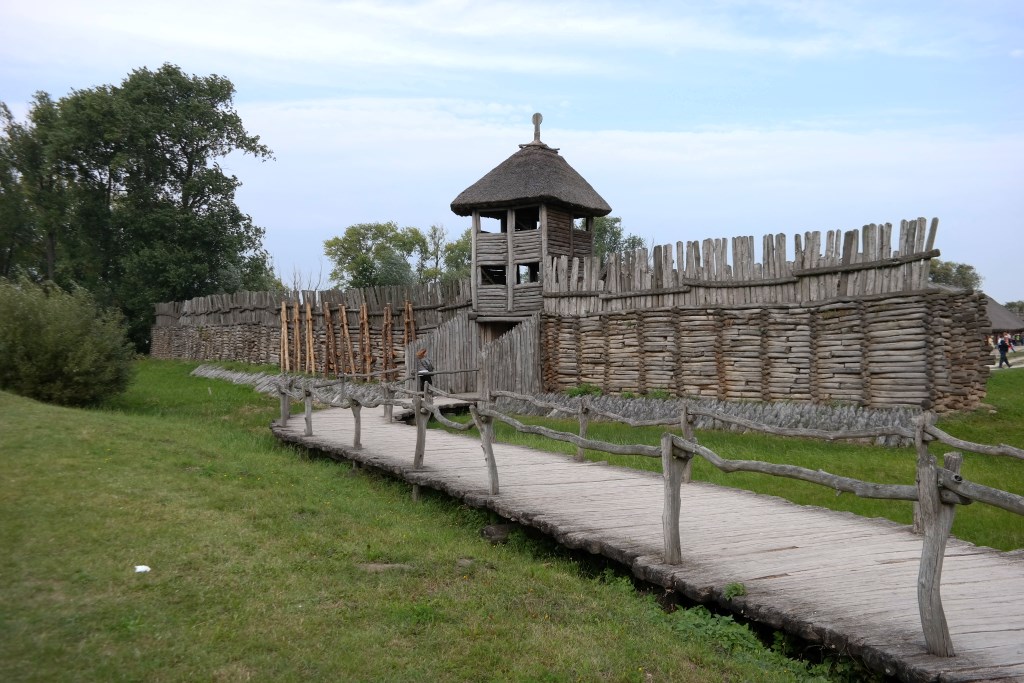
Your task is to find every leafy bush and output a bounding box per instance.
[0,279,135,406]
[565,382,602,398]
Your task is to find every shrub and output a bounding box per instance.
[565,382,602,398]
[0,279,135,406]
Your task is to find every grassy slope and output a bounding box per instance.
[1,360,844,683]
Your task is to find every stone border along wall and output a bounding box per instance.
[189,364,919,446]
[540,288,990,412]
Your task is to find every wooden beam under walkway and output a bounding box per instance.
[271,406,1024,683]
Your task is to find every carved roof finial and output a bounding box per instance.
[520,112,554,150]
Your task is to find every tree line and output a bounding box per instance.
[322,215,644,289]
[1,64,278,349]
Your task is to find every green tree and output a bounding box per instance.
[0,64,275,349]
[419,224,447,283]
[323,222,426,289]
[0,96,70,281]
[592,216,644,261]
[929,259,983,290]
[442,227,472,283]
[0,105,36,278]
[1005,301,1024,318]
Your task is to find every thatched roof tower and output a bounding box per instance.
[451,114,611,330]
[450,117,611,218]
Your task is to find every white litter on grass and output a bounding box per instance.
[134,565,151,573]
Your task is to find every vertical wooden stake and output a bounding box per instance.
[303,385,313,437]
[279,301,290,373]
[359,303,371,378]
[413,394,426,469]
[291,301,301,373]
[680,404,695,484]
[278,384,290,425]
[382,303,393,382]
[351,399,362,449]
[470,405,499,495]
[384,384,394,422]
[322,302,337,377]
[340,305,355,376]
[576,396,590,462]
[662,432,683,565]
[304,300,314,375]
[915,414,955,657]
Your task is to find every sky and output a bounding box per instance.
[2,0,1022,302]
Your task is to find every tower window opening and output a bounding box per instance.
[516,262,540,284]
[480,264,507,285]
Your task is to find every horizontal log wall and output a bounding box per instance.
[540,289,990,412]
[512,231,542,262]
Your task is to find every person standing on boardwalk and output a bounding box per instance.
[416,348,434,391]
[997,333,1012,368]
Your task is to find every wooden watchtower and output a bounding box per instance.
[451,114,612,342]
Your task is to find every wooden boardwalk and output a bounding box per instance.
[272,406,1024,683]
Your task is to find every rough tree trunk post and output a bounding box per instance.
[915,413,956,657]
[576,396,590,462]
[680,403,695,484]
[278,382,290,425]
[304,300,314,374]
[351,398,362,449]
[413,394,426,470]
[384,384,394,422]
[279,301,289,373]
[303,384,313,437]
[470,405,499,495]
[662,432,683,565]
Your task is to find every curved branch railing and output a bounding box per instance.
[275,377,1022,658]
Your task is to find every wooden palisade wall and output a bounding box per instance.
[153,218,991,411]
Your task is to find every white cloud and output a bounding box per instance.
[227,95,1022,299]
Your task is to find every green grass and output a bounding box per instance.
[1,359,864,682]
[442,371,1024,551]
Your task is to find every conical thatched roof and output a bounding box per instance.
[450,123,611,217]
[985,295,1024,332]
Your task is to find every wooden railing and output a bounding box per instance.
[275,378,1023,658]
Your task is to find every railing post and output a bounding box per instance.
[303,383,313,436]
[351,398,362,449]
[413,394,426,469]
[576,396,590,462]
[679,403,695,483]
[662,432,683,565]
[470,405,499,495]
[384,383,394,422]
[278,382,290,425]
[915,413,955,657]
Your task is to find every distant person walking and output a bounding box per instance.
[416,348,434,391]
[997,333,1013,368]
